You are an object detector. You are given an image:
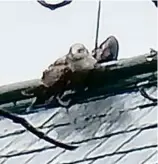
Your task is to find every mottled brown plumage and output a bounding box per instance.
[39,55,73,107]
[41,56,71,89]
[23,43,97,109]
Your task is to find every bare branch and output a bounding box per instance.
[0,108,78,150]
[151,0,158,7]
[139,87,157,102]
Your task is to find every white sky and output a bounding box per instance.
[0,0,157,86]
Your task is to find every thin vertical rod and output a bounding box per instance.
[95,0,101,50]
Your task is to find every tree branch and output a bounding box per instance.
[152,0,157,7]
[0,108,77,150]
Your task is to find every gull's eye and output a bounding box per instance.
[48,64,54,70]
[78,48,84,53]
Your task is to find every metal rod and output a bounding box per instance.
[95,0,101,50]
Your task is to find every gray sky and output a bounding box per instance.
[0,0,157,85]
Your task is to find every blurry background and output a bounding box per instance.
[0,0,157,85]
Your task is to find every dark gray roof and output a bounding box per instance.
[0,73,157,164]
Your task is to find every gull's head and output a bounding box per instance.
[67,43,89,61]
